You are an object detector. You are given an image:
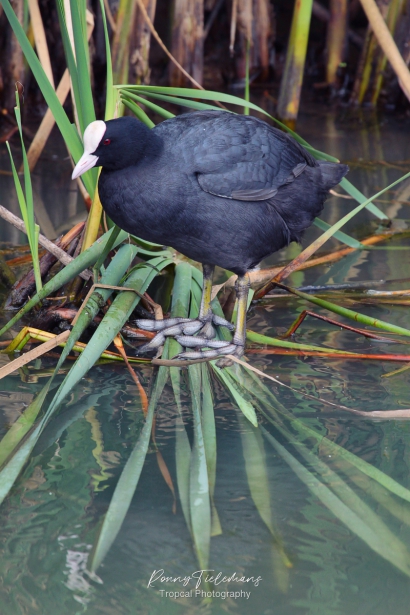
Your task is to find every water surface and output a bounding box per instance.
[1,107,410,615]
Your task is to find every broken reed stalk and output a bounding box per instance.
[133,0,157,84]
[252,0,272,80]
[246,348,410,363]
[277,0,313,127]
[227,355,410,418]
[135,0,205,91]
[326,0,348,86]
[312,1,363,47]
[230,0,238,54]
[359,0,410,100]
[170,0,204,87]
[5,222,85,309]
[28,0,55,88]
[0,327,148,379]
[353,0,388,106]
[371,0,402,105]
[225,230,397,299]
[113,336,149,414]
[103,0,116,31]
[282,309,410,344]
[0,330,71,379]
[0,205,91,280]
[24,71,71,172]
[2,1,25,110]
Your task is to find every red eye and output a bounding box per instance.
[103,138,111,145]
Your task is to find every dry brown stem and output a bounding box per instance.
[0,330,70,379]
[28,0,54,88]
[136,0,204,90]
[0,205,91,281]
[253,230,397,299]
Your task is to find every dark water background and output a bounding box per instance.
[1,105,410,615]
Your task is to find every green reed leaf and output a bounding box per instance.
[212,365,258,426]
[90,365,169,571]
[1,0,93,191]
[125,89,227,114]
[188,364,211,570]
[121,95,155,128]
[123,91,175,120]
[262,427,410,578]
[246,330,357,354]
[201,363,222,536]
[280,283,410,337]
[59,243,139,365]
[169,263,193,533]
[48,256,172,413]
[234,364,410,504]
[314,217,364,249]
[69,0,96,131]
[340,177,389,220]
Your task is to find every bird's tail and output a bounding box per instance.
[318,161,349,191]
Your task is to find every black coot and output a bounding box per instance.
[72,111,348,361]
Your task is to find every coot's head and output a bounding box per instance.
[72,116,151,179]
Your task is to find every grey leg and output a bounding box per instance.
[135,263,233,354]
[176,274,250,363]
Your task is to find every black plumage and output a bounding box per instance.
[73,110,348,361]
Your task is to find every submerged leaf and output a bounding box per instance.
[169,263,193,532]
[262,428,410,578]
[188,364,211,571]
[212,365,258,426]
[237,411,292,571]
[89,365,169,571]
[201,363,222,536]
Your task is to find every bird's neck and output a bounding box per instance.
[102,124,163,172]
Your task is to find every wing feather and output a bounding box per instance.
[187,113,316,202]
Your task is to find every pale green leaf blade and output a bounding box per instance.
[188,364,211,570]
[89,366,169,571]
[212,364,258,426]
[262,428,410,578]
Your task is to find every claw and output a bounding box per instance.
[214,343,238,355]
[136,323,190,353]
[201,321,215,339]
[216,343,245,367]
[137,330,166,353]
[160,324,185,336]
[175,336,232,349]
[136,313,238,358]
[136,315,233,334]
[135,317,192,332]
[180,320,203,335]
[177,343,237,360]
[212,314,234,330]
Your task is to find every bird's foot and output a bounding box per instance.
[175,336,245,367]
[135,314,234,354]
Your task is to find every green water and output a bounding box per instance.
[1,108,410,614]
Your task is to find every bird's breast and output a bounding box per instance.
[98,165,196,244]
